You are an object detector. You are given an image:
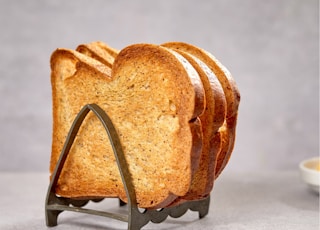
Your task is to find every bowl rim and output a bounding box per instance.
[299,157,320,174]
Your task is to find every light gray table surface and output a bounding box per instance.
[0,170,318,230]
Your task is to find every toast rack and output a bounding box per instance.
[45,103,210,230]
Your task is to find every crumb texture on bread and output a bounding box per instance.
[49,41,240,209]
[50,43,205,208]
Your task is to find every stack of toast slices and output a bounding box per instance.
[50,41,240,209]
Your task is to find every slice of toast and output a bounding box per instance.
[162,48,227,203]
[162,42,240,185]
[50,44,205,208]
[76,41,118,68]
[77,41,225,202]
[76,42,206,200]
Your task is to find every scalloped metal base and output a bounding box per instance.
[45,104,210,230]
[45,196,210,230]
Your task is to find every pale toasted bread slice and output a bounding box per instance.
[76,41,118,68]
[50,44,205,208]
[162,42,240,182]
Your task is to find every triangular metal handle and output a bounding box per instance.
[45,104,210,230]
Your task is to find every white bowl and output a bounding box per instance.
[299,157,320,194]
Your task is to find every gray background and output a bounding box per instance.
[0,0,318,173]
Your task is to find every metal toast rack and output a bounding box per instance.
[45,104,210,230]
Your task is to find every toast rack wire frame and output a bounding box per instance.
[45,103,210,230]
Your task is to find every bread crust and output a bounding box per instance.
[162,42,240,193]
[162,47,226,205]
[76,41,118,68]
[50,44,205,208]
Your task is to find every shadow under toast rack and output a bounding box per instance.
[45,104,210,230]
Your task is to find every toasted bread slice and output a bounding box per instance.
[93,40,118,58]
[76,41,118,68]
[50,44,205,208]
[163,48,226,203]
[77,42,206,200]
[50,49,115,200]
[162,42,240,182]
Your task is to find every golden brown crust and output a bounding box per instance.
[162,42,240,189]
[93,40,119,58]
[76,41,118,68]
[202,52,240,179]
[50,44,205,208]
[164,48,226,203]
